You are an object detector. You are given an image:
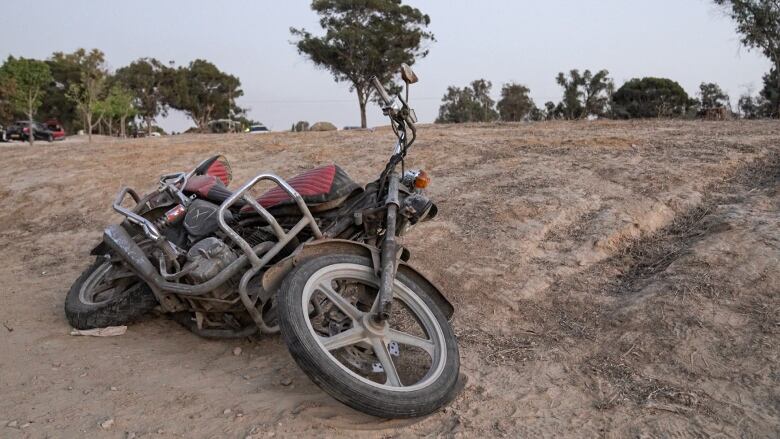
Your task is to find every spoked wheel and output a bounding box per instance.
[65,257,158,329]
[277,254,460,418]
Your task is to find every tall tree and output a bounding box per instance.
[41,51,84,133]
[115,58,172,135]
[0,56,52,146]
[612,77,691,118]
[65,49,108,143]
[435,79,498,123]
[582,69,613,117]
[291,0,434,128]
[497,82,536,121]
[760,67,779,116]
[555,69,612,119]
[167,59,243,132]
[714,0,780,116]
[556,70,585,119]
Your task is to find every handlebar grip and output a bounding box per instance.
[371,77,392,106]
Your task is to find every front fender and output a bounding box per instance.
[89,240,109,255]
[262,239,454,320]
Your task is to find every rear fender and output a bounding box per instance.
[262,239,454,320]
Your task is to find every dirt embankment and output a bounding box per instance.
[0,120,778,437]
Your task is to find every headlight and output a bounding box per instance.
[401,193,437,224]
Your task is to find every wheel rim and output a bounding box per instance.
[78,262,136,306]
[301,263,447,392]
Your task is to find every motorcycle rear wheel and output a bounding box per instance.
[65,257,157,329]
[277,253,460,418]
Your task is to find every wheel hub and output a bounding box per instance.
[362,314,387,337]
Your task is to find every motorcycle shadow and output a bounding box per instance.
[135,315,468,429]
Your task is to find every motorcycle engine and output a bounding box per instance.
[182,237,237,284]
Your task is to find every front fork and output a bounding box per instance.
[374,173,401,322]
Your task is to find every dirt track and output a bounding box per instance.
[0,121,778,438]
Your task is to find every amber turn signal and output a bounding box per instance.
[414,170,430,189]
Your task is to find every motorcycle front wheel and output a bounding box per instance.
[277,253,460,418]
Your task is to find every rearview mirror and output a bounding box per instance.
[400,64,418,84]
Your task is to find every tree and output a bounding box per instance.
[737,93,768,118]
[40,51,84,133]
[0,57,52,146]
[582,69,613,117]
[0,73,16,123]
[497,82,536,121]
[556,70,585,119]
[435,79,498,123]
[167,59,243,132]
[555,69,612,119]
[293,120,310,132]
[65,49,108,143]
[612,77,691,118]
[714,0,780,116]
[291,0,434,128]
[99,86,137,137]
[760,67,779,116]
[115,58,172,135]
[699,82,730,111]
[543,101,560,120]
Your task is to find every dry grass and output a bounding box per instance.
[0,120,778,437]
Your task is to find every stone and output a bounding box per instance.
[309,121,337,132]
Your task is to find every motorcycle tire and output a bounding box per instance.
[65,258,157,330]
[277,253,460,418]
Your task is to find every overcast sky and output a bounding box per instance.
[0,0,770,132]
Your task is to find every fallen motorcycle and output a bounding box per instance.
[65,64,460,418]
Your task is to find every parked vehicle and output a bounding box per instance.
[6,121,55,142]
[246,124,270,133]
[65,64,458,418]
[44,119,66,140]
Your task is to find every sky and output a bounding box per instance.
[0,0,771,132]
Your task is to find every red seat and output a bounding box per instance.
[184,164,361,212]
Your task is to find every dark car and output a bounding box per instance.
[245,124,270,134]
[6,121,55,142]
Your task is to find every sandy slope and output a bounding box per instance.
[0,120,777,438]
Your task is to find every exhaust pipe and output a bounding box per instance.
[102,224,265,296]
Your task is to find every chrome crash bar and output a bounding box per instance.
[216,173,323,332]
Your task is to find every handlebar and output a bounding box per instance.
[113,187,163,241]
[371,76,392,106]
[371,76,416,131]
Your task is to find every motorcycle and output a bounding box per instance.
[65,64,460,418]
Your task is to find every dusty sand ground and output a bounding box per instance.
[0,120,778,438]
